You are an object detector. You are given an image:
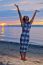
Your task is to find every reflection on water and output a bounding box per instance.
[0,26,5,33]
[1,26,5,34]
[0,26,5,41]
[0,26,43,46]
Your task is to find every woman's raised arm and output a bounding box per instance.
[30,10,40,24]
[15,4,23,25]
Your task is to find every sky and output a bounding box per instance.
[0,0,43,25]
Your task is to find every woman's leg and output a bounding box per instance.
[20,52,24,60]
[20,52,27,61]
[23,52,27,61]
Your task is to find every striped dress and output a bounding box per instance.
[20,22,31,53]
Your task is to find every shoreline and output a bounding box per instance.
[0,40,43,56]
[1,25,43,27]
[0,40,43,65]
[0,40,43,47]
[0,54,43,65]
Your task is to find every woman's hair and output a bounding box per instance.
[23,16,29,21]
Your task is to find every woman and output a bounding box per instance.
[15,4,39,61]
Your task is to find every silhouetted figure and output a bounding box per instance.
[15,4,39,61]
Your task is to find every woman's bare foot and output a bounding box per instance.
[21,57,27,61]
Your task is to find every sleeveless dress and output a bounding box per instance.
[20,22,31,53]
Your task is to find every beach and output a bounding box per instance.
[0,41,43,65]
[0,54,43,65]
[0,0,43,64]
[0,26,43,65]
[0,26,43,46]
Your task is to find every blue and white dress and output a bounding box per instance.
[20,22,31,53]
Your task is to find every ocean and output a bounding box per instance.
[0,25,43,46]
[0,25,43,57]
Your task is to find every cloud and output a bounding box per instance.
[10,0,43,11]
[0,0,43,11]
[12,2,43,11]
[0,0,43,21]
[0,3,16,10]
[16,0,32,5]
[0,0,3,1]
[0,3,13,6]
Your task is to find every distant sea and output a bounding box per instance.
[0,25,43,57]
[0,25,43,46]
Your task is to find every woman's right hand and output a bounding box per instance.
[35,10,40,12]
[14,4,18,8]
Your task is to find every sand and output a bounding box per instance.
[0,55,43,65]
[0,41,43,65]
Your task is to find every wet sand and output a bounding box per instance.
[0,41,43,65]
[0,55,43,65]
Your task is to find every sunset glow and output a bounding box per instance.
[0,20,43,26]
[0,0,43,25]
[0,23,6,26]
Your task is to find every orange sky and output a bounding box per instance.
[0,20,43,26]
